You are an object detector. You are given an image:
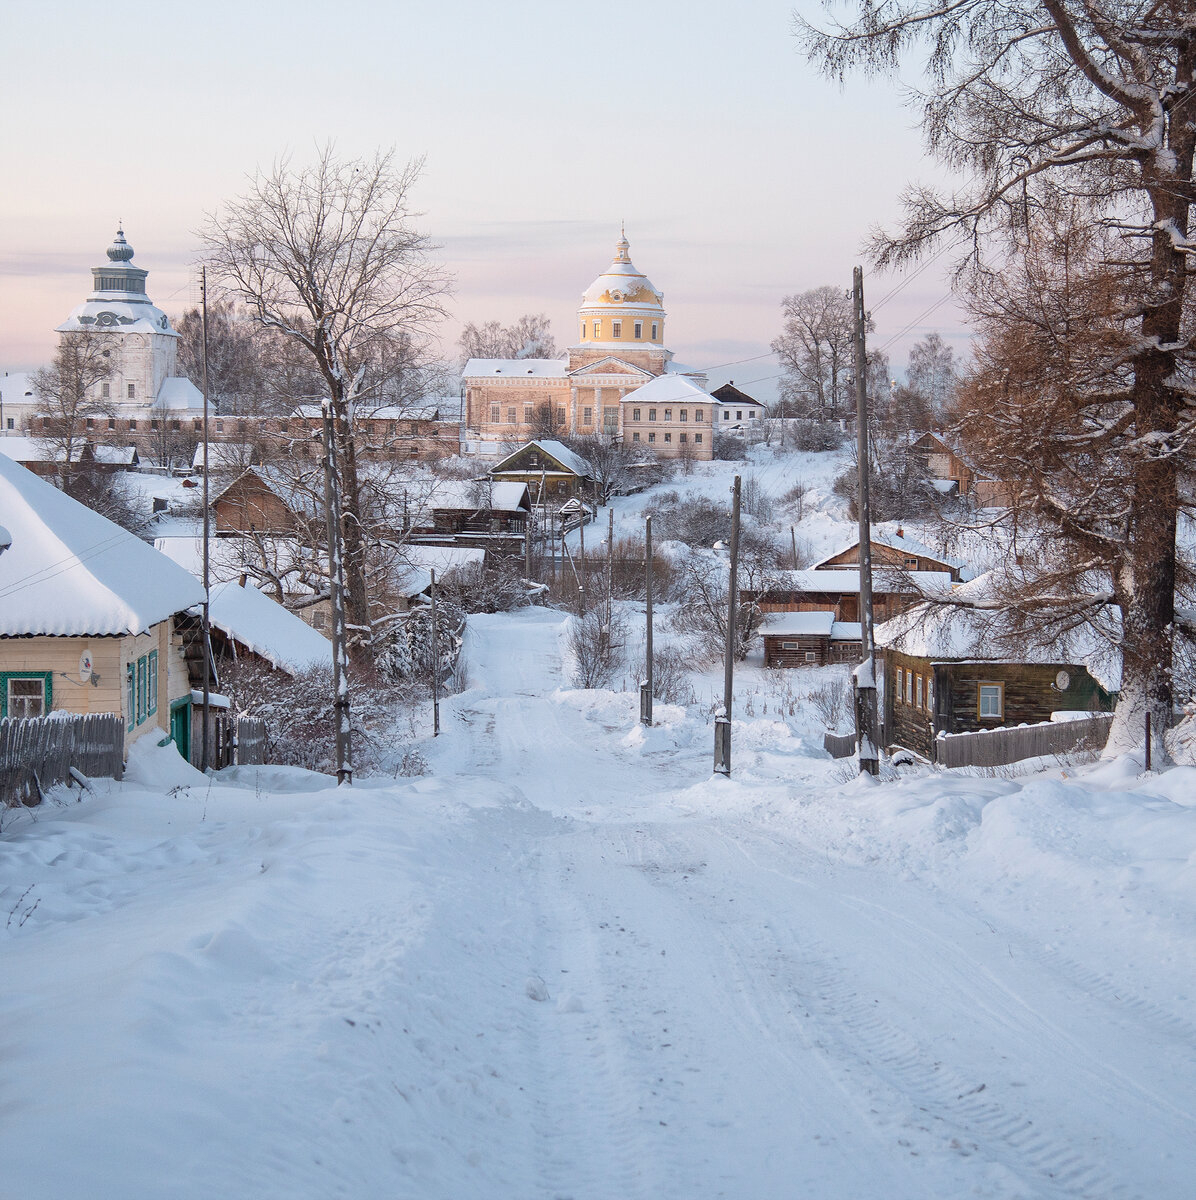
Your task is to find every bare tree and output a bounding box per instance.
[176,299,274,416]
[906,332,957,426]
[201,145,451,666]
[771,286,860,419]
[459,313,558,362]
[30,332,115,492]
[798,0,1196,759]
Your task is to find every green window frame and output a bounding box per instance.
[126,663,136,731]
[0,671,52,719]
[136,656,147,725]
[147,650,158,717]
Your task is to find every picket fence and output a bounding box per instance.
[933,714,1114,769]
[0,713,124,807]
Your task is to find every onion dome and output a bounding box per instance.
[107,227,135,263]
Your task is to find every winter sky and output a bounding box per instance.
[0,0,966,395]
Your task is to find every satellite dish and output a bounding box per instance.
[79,649,95,683]
[1055,670,1071,691]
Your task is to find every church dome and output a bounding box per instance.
[107,228,135,262]
[580,231,663,312]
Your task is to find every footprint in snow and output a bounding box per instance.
[525,975,550,1002]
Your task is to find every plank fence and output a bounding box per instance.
[1,714,124,807]
[209,715,269,769]
[823,731,857,759]
[932,714,1114,769]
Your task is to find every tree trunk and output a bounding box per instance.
[331,393,372,669]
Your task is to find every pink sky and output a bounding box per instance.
[0,1,968,398]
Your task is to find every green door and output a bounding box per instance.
[170,701,191,761]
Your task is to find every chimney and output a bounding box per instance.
[896,526,904,539]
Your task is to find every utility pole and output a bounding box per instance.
[642,515,653,726]
[606,507,615,616]
[524,518,533,579]
[430,568,440,737]
[200,266,212,773]
[320,401,353,785]
[852,266,880,777]
[714,475,741,776]
[578,512,587,616]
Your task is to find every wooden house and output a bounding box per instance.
[211,466,319,536]
[875,594,1113,759]
[0,454,205,758]
[744,568,955,626]
[912,431,1011,507]
[426,481,531,536]
[760,612,863,668]
[812,528,973,582]
[489,440,594,501]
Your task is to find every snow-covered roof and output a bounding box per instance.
[873,575,1119,687]
[56,299,179,339]
[759,569,956,596]
[208,579,332,675]
[91,444,138,466]
[0,372,36,406]
[192,441,259,471]
[153,535,322,592]
[761,611,835,637]
[0,436,61,464]
[0,455,204,636]
[492,440,593,479]
[155,376,203,410]
[428,480,529,513]
[832,621,863,641]
[811,528,975,581]
[621,374,714,407]
[291,399,462,422]
[462,358,569,379]
[403,544,485,575]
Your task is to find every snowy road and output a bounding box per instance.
[2,608,1194,1198]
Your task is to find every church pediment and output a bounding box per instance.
[567,356,654,379]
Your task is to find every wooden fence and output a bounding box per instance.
[209,715,268,770]
[933,714,1114,769]
[823,731,857,759]
[1,714,124,807]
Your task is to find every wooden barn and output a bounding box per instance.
[760,612,863,668]
[875,592,1113,759]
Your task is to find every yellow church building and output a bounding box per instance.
[462,231,718,459]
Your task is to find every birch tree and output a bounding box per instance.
[771,286,858,419]
[201,145,450,666]
[798,1,1196,758]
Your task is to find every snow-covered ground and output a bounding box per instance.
[3,606,1194,1199]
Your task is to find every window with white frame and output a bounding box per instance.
[978,683,1004,719]
[612,320,622,338]
[634,321,642,338]
[651,322,658,339]
[4,675,49,719]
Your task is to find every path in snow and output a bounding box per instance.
[1,607,1193,1199]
